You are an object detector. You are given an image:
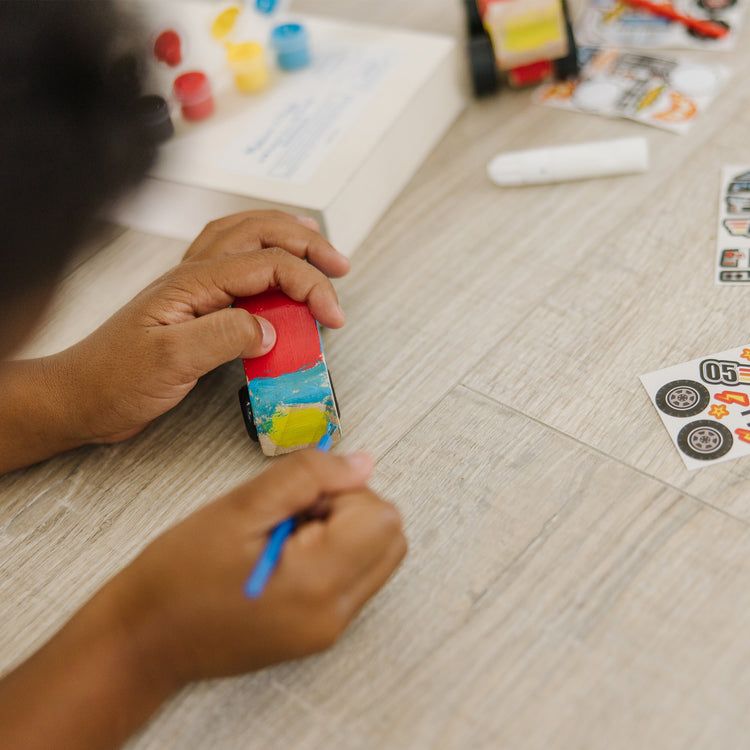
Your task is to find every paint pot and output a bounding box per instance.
[173,71,214,121]
[270,23,310,71]
[226,42,269,93]
[137,94,174,143]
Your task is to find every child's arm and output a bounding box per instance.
[0,212,349,474]
[0,450,406,750]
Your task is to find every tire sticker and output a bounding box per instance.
[641,345,750,469]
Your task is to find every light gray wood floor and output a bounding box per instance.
[3,1,750,748]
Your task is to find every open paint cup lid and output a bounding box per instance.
[271,23,310,70]
[226,42,266,73]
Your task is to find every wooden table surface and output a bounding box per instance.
[4,1,750,748]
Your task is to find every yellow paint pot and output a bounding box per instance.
[226,42,269,93]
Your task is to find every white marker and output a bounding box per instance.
[487,137,649,186]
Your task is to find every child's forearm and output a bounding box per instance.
[0,576,177,750]
[0,354,88,474]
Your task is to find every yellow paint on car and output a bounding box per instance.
[268,407,329,448]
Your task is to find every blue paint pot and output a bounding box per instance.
[271,23,310,71]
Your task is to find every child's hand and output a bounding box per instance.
[0,451,406,748]
[114,450,407,681]
[0,212,351,472]
[182,210,350,278]
[53,231,346,446]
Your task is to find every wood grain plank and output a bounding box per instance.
[463,85,750,519]
[115,385,750,750]
[354,391,750,750]
[125,677,360,750]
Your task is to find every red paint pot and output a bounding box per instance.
[173,71,214,122]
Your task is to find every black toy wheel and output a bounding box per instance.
[655,379,710,418]
[328,369,341,418]
[462,0,500,97]
[554,0,579,79]
[677,420,733,461]
[237,385,258,442]
[467,35,500,97]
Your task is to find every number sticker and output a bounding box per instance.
[699,359,740,385]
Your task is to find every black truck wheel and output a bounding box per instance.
[237,385,259,442]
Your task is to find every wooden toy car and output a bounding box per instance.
[235,289,341,456]
[463,0,578,95]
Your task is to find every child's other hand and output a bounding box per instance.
[114,450,407,681]
[51,218,347,445]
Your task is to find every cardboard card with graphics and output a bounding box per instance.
[577,0,744,51]
[534,47,727,134]
[641,346,750,469]
[716,165,750,285]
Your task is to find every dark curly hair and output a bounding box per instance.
[0,0,154,304]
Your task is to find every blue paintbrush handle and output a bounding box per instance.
[244,518,295,599]
[244,424,337,599]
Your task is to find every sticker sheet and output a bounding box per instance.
[533,46,728,133]
[576,0,743,50]
[715,166,750,285]
[641,346,750,469]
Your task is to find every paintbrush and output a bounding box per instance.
[244,423,338,599]
[620,0,728,38]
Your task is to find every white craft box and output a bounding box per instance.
[111,2,466,257]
